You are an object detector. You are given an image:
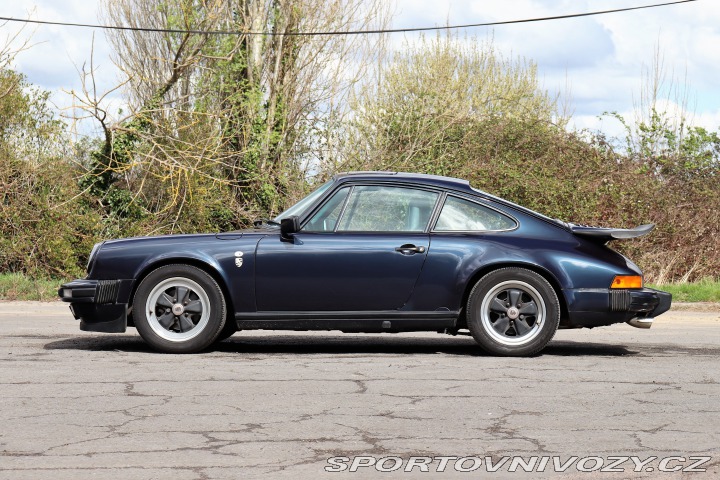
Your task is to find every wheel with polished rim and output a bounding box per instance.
[467,268,560,356]
[133,264,226,353]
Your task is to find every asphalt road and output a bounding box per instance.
[1,302,719,479]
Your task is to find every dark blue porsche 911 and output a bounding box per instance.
[59,172,671,356]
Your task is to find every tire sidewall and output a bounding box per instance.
[467,268,560,356]
[216,322,238,342]
[133,264,226,353]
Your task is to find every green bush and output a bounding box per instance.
[0,69,101,278]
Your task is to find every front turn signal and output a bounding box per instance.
[611,275,643,289]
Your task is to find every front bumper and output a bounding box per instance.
[58,279,133,333]
[563,287,672,328]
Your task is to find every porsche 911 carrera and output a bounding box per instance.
[59,172,671,356]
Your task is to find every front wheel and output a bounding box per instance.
[466,268,560,356]
[132,264,226,353]
[215,323,239,342]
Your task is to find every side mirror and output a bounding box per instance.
[280,216,300,241]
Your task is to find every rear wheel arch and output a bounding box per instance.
[466,267,561,356]
[459,262,568,327]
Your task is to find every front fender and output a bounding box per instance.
[90,234,265,313]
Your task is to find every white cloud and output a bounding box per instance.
[4,1,122,134]
[393,0,720,132]
[4,0,720,135]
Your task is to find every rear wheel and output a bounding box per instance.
[467,268,560,356]
[133,264,226,353]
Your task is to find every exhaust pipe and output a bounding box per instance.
[627,317,653,329]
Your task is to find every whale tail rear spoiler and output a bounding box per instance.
[570,223,655,242]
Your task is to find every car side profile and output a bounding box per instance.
[59,172,671,356]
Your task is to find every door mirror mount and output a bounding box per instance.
[280,216,300,242]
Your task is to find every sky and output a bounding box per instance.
[2,0,718,139]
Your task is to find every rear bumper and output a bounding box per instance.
[58,279,133,333]
[563,287,672,328]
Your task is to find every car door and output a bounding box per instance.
[254,184,440,312]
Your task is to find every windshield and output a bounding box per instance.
[274,179,334,222]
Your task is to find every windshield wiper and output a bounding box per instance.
[253,219,281,228]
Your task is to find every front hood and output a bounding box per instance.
[102,233,222,248]
[215,227,277,240]
[99,229,275,247]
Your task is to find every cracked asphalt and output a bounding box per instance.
[1,302,719,479]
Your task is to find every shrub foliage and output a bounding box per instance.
[0,70,100,278]
[1,25,718,283]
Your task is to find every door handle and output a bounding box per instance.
[395,244,426,255]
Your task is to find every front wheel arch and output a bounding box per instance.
[132,264,227,353]
[129,258,234,325]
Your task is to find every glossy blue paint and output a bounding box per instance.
[92,233,265,313]
[61,171,671,334]
[255,233,429,311]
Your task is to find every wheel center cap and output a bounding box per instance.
[507,307,520,319]
[172,304,185,316]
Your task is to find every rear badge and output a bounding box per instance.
[234,251,244,268]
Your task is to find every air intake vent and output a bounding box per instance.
[96,280,119,304]
[610,290,631,312]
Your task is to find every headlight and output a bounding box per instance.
[87,242,104,273]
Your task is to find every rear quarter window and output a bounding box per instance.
[434,196,517,231]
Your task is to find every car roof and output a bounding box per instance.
[332,171,568,230]
[333,171,475,194]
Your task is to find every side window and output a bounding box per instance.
[337,186,438,232]
[303,187,350,232]
[434,196,516,231]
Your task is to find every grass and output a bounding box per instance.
[648,278,720,303]
[1,272,719,303]
[0,273,66,302]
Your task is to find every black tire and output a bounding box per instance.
[215,322,238,342]
[466,267,560,356]
[132,264,226,353]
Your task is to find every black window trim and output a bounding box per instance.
[299,181,444,234]
[430,193,519,234]
[301,185,354,233]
